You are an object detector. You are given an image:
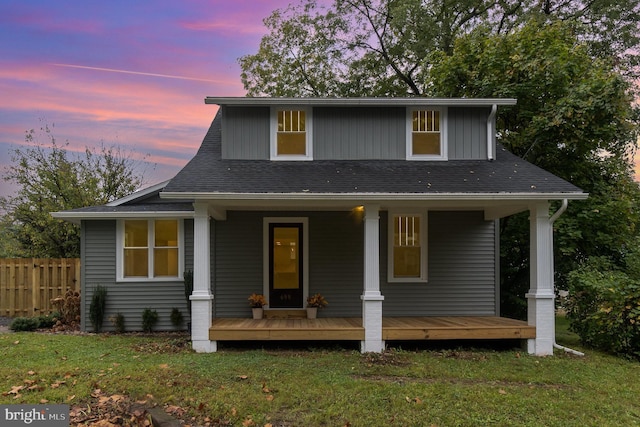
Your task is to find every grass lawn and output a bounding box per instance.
[1,318,639,427]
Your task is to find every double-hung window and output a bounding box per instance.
[388,212,428,282]
[118,219,183,280]
[271,107,312,160]
[407,107,447,160]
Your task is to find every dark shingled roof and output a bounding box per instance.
[63,203,194,213]
[163,112,582,196]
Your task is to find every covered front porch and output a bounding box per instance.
[209,316,535,342]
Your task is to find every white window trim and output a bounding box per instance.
[116,219,185,282]
[263,217,309,308]
[387,211,428,283]
[270,106,313,161]
[406,107,448,161]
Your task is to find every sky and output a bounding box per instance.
[0,0,308,199]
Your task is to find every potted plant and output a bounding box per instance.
[306,293,328,319]
[248,293,268,319]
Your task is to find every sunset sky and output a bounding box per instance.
[0,0,309,199]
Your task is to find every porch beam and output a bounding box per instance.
[361,204,385,353]
[191,202,216,352]
[526,202,555,356]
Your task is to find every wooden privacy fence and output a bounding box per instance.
[0,258,81,317]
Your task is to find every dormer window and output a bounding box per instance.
[407,107,447,160]
[271,107,312,160]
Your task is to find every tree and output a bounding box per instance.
[240,0,640,97]
[240,1,640,320]
[429,20,640,317]
[0,121,150,258]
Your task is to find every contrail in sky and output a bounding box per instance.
[51,63,223,83]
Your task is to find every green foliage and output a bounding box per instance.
[240,0,640,97]
[429,20,640,318]
[170,308,184,328]
[566,256,640,360]
[0,120,149,258]
[36,312,59,329]
[141,308,159,333]
[109,312,125,334]
[89,285,107,333]
[9,317,40,332]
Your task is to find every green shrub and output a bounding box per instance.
[37,312,59,329]
[109,312,125,333]
[142,308,158,333]
[566,259,640,360]
[170,308,184,328]
[10,317,40,332]
[89,285,108,332]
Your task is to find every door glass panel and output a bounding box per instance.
[273,227,300,289]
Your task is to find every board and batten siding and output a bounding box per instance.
[313,107,405,160]
[222,106,270,159]
[81,219,193,332]
[447,107,489,160]
[381,211,497,316]
[221,105,493,161]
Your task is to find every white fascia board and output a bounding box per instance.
[161,191,588,202]
[205,97,517,107]
[105,180,171,207]
[51,210,194,224]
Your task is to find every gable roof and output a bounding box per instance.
[161,110,585,202]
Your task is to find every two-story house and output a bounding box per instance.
[53,97,586,355]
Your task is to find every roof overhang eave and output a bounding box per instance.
[160,191,588,202]
[205,97,518,107]
[51,210,195,225]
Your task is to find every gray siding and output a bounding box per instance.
[81,220,191,332]
[448,107,489,160]
[314,107,405,159]
[221,106,492,160]
[381,211,497,316]
[213,211,363,317]
[222,106,270,159]
[212,210,495,318]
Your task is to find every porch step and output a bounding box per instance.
[263,309,307,319]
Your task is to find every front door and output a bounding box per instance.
[269,223,304,308]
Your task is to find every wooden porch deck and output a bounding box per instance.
[209,316,535,342]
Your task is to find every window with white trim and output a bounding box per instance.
[407,107,447,160]
[388,212,428,282]
[271,107,312,160]
[118,219,183,280]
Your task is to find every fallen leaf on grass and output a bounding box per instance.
[262,383,271,393]
[13,340,20,345]
[27,370,36,376]
[242,418,256,427]
[266,395,274,401]
[67,395,76,402]
[238,375,248,380]
[499,389,507,395]
[159,363,170,369]
[405,396,422,404]
[40,399,48,404]
[9,385,24,394]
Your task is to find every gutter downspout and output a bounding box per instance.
[487,104,497,161]
[549,199,585,356]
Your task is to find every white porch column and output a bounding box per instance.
[526,202,555,356]
[361,204,385,353]
[190,202,216,353]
